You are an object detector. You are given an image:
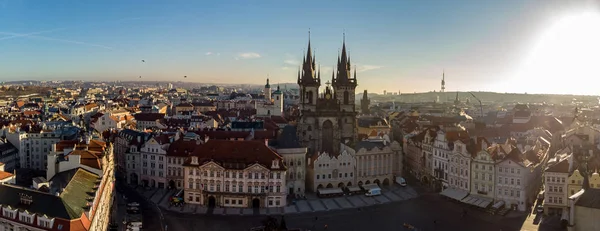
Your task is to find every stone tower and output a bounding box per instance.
[361,90,370,114]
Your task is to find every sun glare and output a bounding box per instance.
[515,11,600,95]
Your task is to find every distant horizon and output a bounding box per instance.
[6,79,600,97]
[0,0,599,95]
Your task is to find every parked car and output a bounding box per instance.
[536,204,544,214]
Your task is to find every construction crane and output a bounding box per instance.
[468,92,484,119]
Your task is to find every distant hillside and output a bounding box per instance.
[367,91,599,104]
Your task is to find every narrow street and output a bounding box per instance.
[116,180,165,231]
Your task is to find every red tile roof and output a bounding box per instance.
[184,140,285,170]
[166,138,198,157]
[0,171,13,181]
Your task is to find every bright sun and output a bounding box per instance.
[514,11,600,95]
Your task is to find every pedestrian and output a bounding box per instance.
[324,224,328,230]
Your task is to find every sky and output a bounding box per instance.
[0,0,599,95]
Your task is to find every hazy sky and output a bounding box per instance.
[0,0,599,95]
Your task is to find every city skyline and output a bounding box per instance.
[0,0,599,95]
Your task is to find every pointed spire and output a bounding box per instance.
[354,65,357,79]
[306,29,312,62]
[331,66,335,82]
[318,64,321,80]
[341,31,348,62]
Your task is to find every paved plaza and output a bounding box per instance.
[142,185,418,216]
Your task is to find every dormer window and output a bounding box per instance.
[191,156,198,165]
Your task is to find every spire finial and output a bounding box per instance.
[308,28,311,41]
[343,29,345,44]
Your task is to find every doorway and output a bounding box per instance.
[208,196,216,208]
[252,198,260,208]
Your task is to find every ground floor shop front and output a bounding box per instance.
[184,191,286,208]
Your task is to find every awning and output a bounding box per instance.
[347,186,362,192]
[440,188,469,201]
[492,201,505,209]
[317,188,344,195]
[461,195,493,208]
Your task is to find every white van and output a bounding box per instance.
[396,176,407,187]
[365,188,382,196]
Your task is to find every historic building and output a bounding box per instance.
[166,133,198,189]
[354,136,401,186]
[183,140,287,208]
[274,125,308,197]
[471,141,498,199]
[296,35,358,156]
[543,154,570,215]
[448,139,473,192]
[307,143,356,191]
[255,79,284,117]
[140,135,171,188]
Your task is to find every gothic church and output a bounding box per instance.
[296,35,358,156]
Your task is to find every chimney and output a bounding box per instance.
[137,135,141,143]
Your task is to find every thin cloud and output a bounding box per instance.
[0,28,67,41]
[0,32,114,50]
[356,64,384,72]
[284,59,298,65]
[236,52,261,59]
[205,52,213,55]
[283,53,299,66]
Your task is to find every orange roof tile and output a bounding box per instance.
[0,171,14,180]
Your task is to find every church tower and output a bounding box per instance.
[332,33,358,112]
[332,34,358,146]
[297,31,320,113]
[361,90,370,114]
[264,78,272,102]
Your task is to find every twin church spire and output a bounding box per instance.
[297,30,357,87]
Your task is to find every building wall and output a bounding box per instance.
[448,141,470,191]
[140,138,168,188]
[166,156,186,189]
[308,146,356,191]
[568,170,584,196]
[572,206,600,231]
[432,131,450,186]
[89,145,115,231]
[356,145,395,186]
[277,147,307,197]
[470,151,495,199]
[544,171,569,214]
[183,161,287,208]
[126,147,142,185]
[496,161,527,211]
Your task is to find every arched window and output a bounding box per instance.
[322,120,334,154]
[343,91,349,104]
[307,91,313,104]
